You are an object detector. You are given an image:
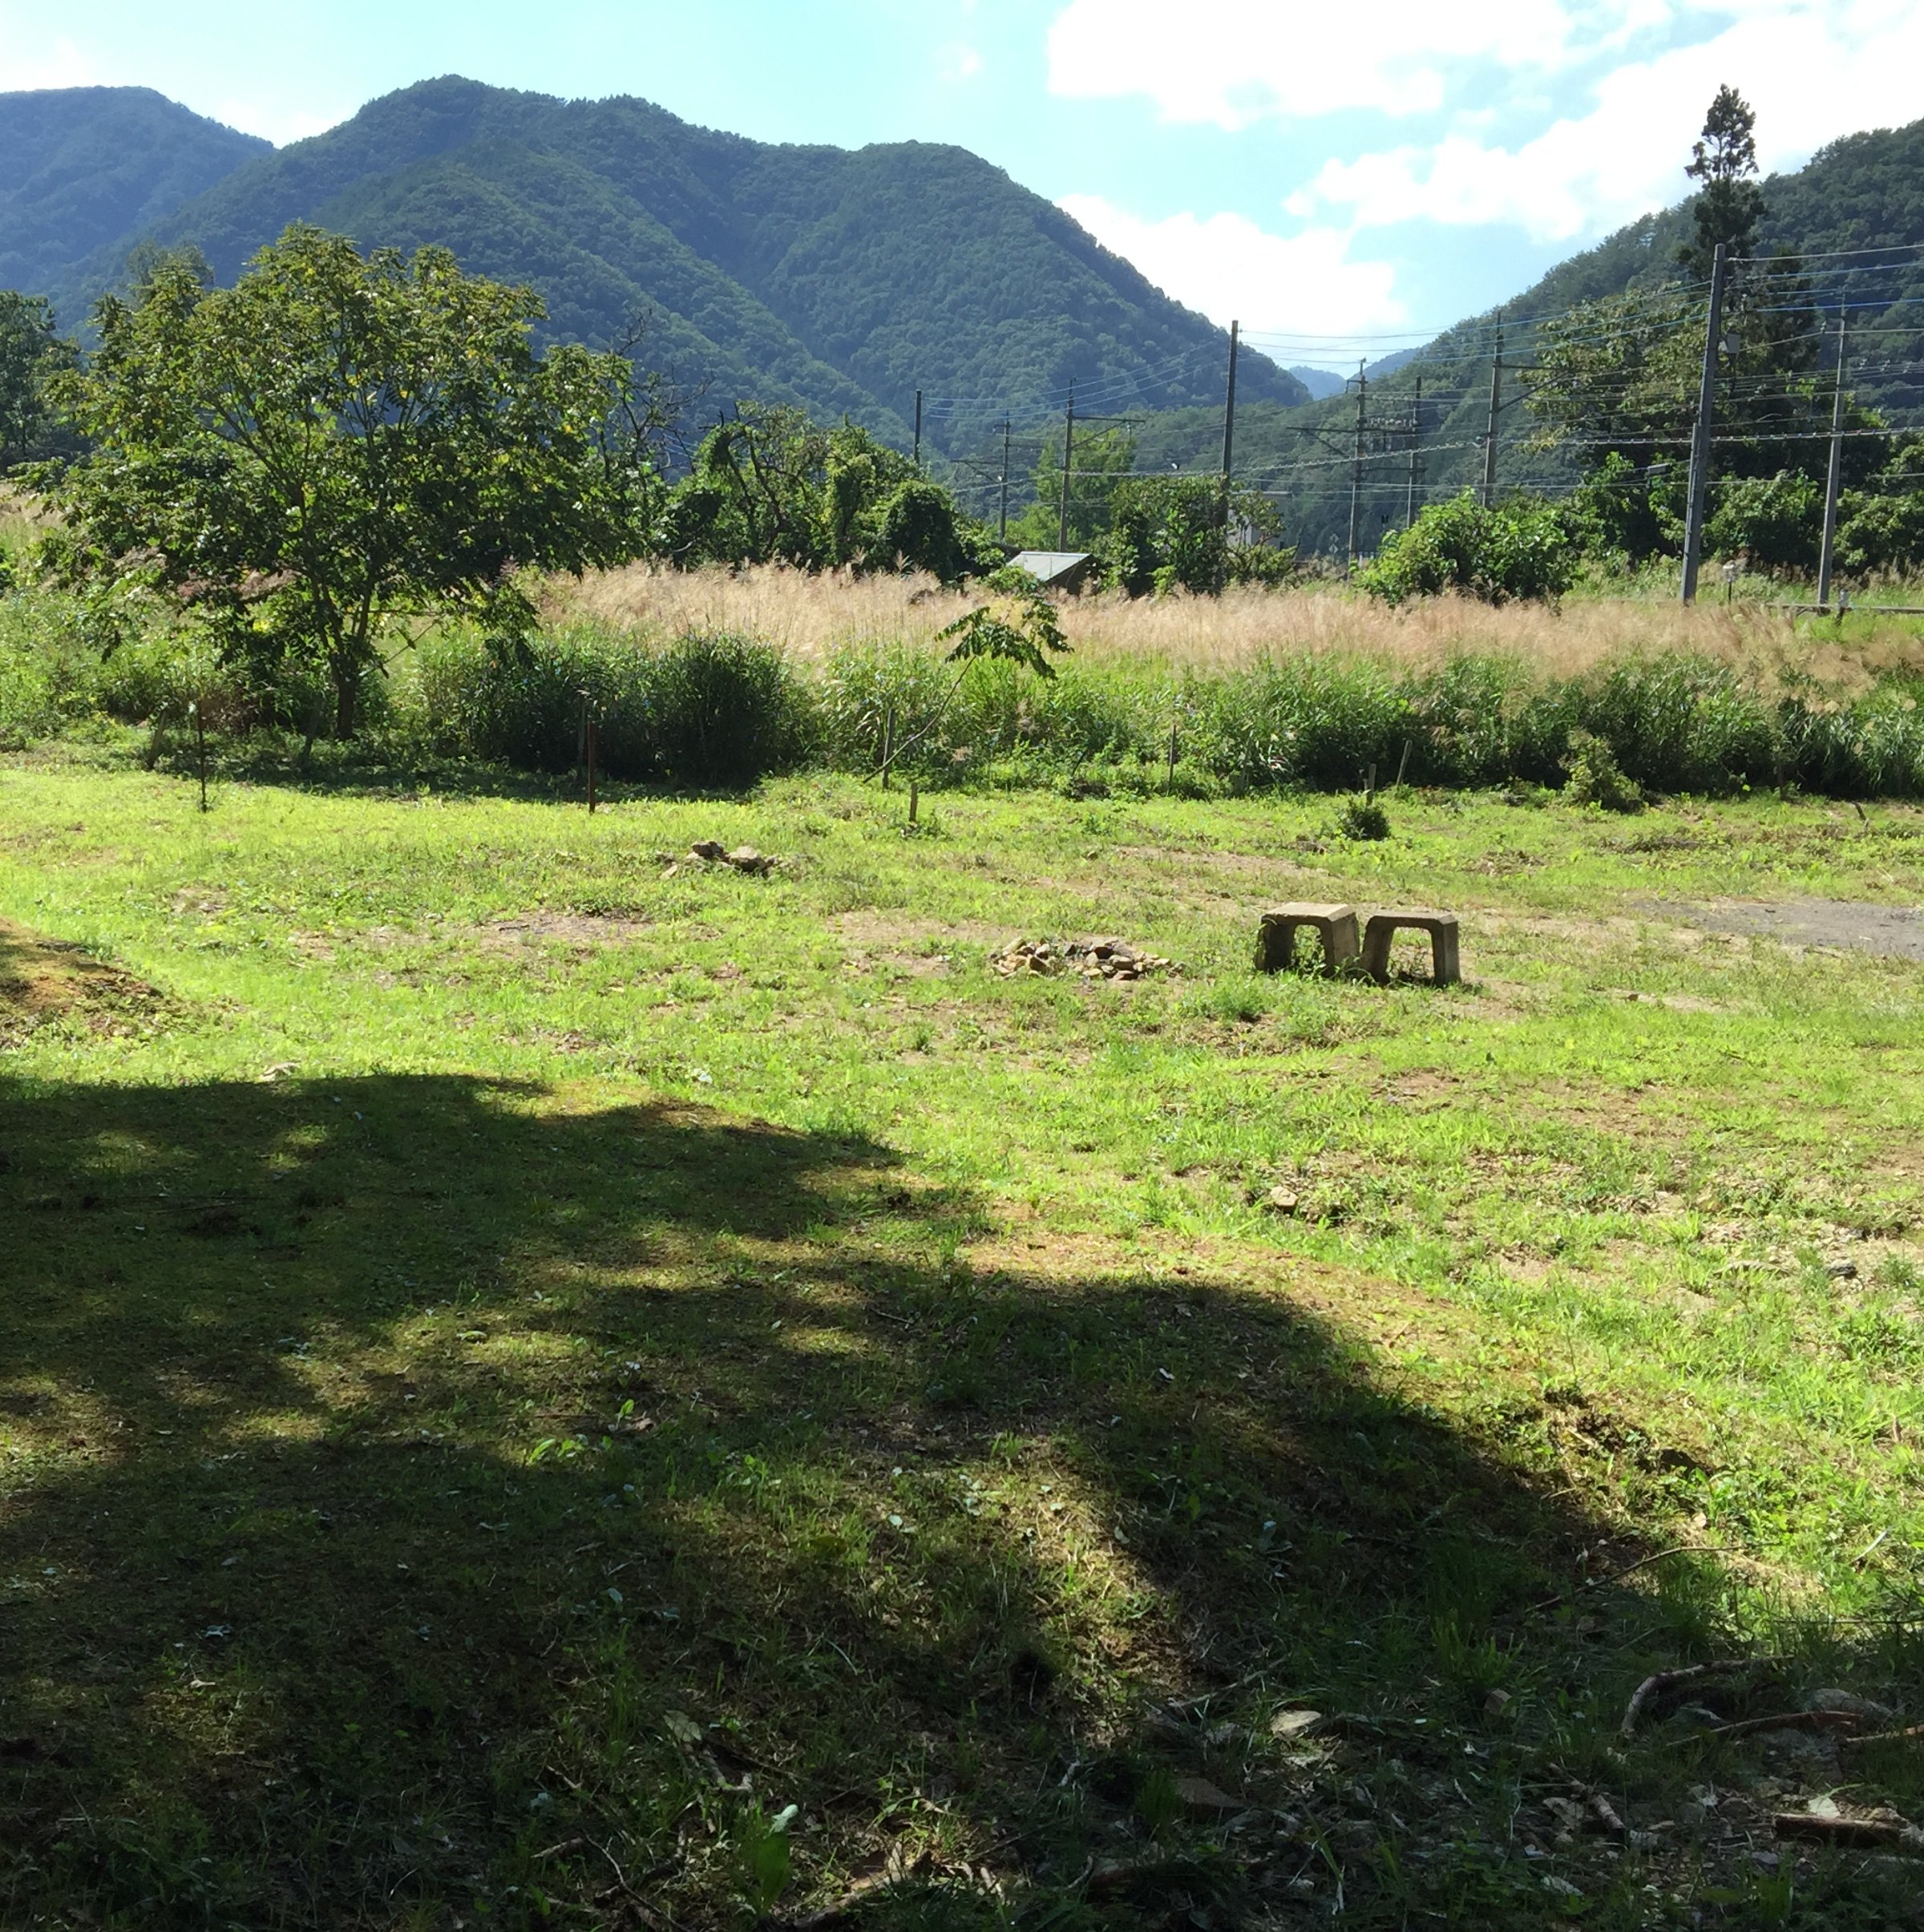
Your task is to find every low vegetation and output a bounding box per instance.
[6,754,1924,1927]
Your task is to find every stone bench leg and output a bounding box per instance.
[1362,913,1460,986]
[1256,905,1360,976]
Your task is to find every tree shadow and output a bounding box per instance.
[0,1072,1784,1927]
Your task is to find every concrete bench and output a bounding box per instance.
[1255,903,1360,976]
[1362,911,1460,986]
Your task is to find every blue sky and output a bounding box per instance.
[4,0,1919,373]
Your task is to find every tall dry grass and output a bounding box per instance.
[548,562,1918,692]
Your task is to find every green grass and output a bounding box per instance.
[7,746,1924,1927]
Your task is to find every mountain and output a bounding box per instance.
[0,87,267,300]
[10,77,1304,453]
[1287,366,1346,401]
[1134,116,1924,557]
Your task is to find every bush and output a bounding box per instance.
[415,624,807,789]
[648,629,808,788]
[1360,494,1579,607]
[1561,730,1643,811]
[1705,471,1823,575]
[1337,796,1391,839]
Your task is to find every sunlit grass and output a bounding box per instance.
[6,758,1924,1926]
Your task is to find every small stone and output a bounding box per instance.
[1174,1775,1239,1812]
[1265,1187,1300,1214]
[687,840,728,863]
[1484,1688,1512,1716]
[1827,1259,1859,1280]
[1269,1708,1323,1740]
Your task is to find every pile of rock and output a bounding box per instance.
[668,841,778,877]
[991,936,1175,982]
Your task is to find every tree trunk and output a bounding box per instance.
[332,651,358,740]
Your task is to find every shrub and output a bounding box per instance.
[1705,471,1822,576]
[1561,730,1643,811]
[414,624,806,789]
[1579,654,1774,794]
[648,629,808,788]
[1360,494,1579,607]
[1337,796,1391,839]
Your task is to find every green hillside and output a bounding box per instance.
[0,87,266,300]
[25,76,1303,453]
[1122,117,1924,560]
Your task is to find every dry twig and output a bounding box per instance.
[1774,1813,1924,1854]
[1707,1709,1861,1742]
[1619,1658,1784,1741]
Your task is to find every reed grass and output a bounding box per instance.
[549,562,1924,689]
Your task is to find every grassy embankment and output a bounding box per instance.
[6,743,1924,1927]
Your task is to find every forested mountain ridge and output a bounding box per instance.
[0,87,267,296]
[15,76,1303,452]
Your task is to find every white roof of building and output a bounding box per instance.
[1007,550,1093,584]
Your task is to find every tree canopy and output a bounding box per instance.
[39,225,654,734]
[661,405,994,580]
[0,292,79,471]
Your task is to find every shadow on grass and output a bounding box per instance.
[144,727,809,807]
[0,1072,1880,1929]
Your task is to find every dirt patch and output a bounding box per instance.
[0,921,170,1045]
[1642,897,1924,960]
[478,914,656,947]
[833,911,1013,952]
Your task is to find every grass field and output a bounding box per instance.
[7,743,1924,1928]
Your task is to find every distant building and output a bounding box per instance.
[1005,550,1097,592]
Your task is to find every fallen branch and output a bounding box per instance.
[1579,1786,1628,1837]
[1706,1710,1861,1742]
[1841,1723,1924,1750]
[1773,1813,1924,1855]
[1620,1658,1785,1741]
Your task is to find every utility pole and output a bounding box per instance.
[1481,316,1502,507]
[1219,319,1241,499]
[1057,386,1076,552]
[1218,318,1240,591]
[998,416,1012,544]
[1346,359,1366,573]
[912,389,923,467]
[1679,241,1731,605]
[1817,311,1849,609]
[1405,376,1422,530]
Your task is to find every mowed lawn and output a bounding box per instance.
[6,749,1924,1930]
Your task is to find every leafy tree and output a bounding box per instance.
[39,226,654,737]
[662,405,990,580]
[1704,471,1825,574]
[1839,444,1924,577]
[1680,85,1766,279]
[1358,493,1578,606]
[0,293,79,471]
[1099,476,1292,596]
[1008,426,1137,550]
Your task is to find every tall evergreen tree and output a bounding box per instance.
[1679,85,1766,277]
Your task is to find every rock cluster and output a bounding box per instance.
[669,841,778,877]
[991,936,1174,982]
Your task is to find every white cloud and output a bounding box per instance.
[0,35,96,92]
[1060,193,1408,340]
[212,99,342,146]
[1290,0,1924,240]
[1047,0,1637,127]
[936,41,984,83]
